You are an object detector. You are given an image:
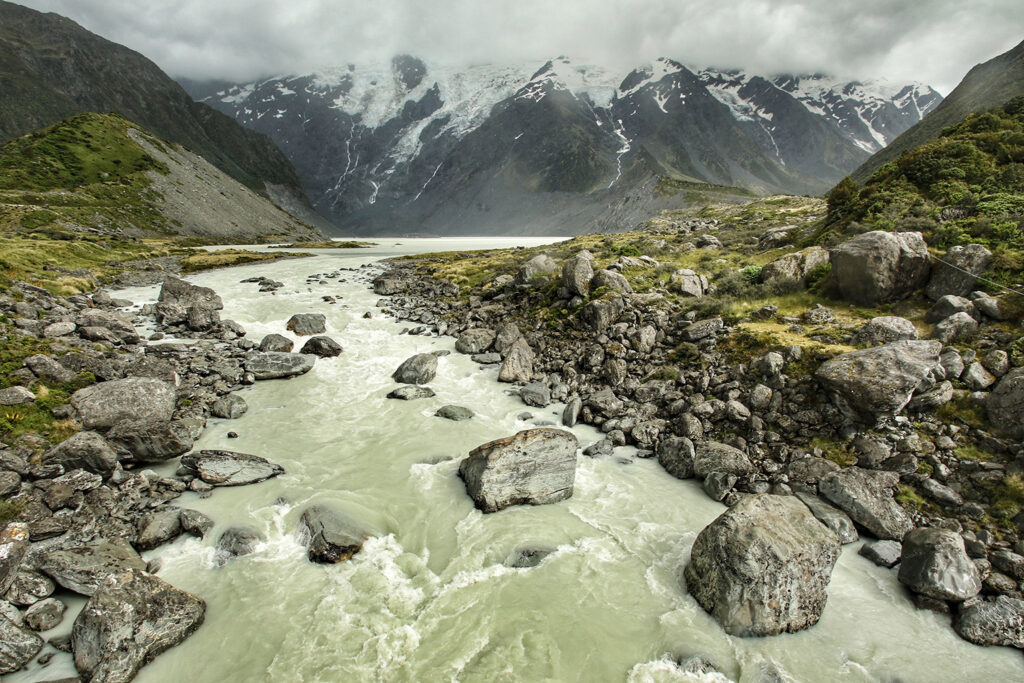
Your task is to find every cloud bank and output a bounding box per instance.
[16,0,1024,92]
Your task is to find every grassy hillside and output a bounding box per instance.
[852,38,1024,184]
[819,97,1024,288]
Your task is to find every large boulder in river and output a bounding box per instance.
[459,428,578,513]
[300,335,343,357]
[392,353,438,384]
[898,527,981,601]
[34,537,147,596]
[71,377,177,430]
[684,494,841,637]
[286,313,327,336]
[819,468,912,541]
[498,338,534,383]
[987,368,1024,439]
[245,351,315,380]
[814,340,941,424]
[0,614,43,674]
[258,333,294,353]
[156,276,222,327]
[216,526,264,560]
[298,505,371,563]
[927,244,993,300]
[829,231,930,305]
[72,570,205,682]
[179,450,284,487]
[41,431,118,476]
[954,596,1024,649]
[106,419,194,463]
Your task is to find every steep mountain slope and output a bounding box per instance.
[852,38,1024,183]
[0,112,324,242]
[196,56,940,235]
[0,0,326,228]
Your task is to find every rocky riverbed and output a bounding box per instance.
[2,236,1023,681]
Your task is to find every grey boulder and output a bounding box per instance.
[851,316,919,346]
[819,468,913,541]
[41,431,118,476]
[179,450,284,487]
[24,597,65,631]
[795,491,859,544]
[497,338,534,383]
[245,352,315,380]
[657,436,696,479]
[927,244,993,299]
[392,353,438,385]
[211,394,249,419]
[459,428,578,513]
[693,441,754,478]
[0,386,35,406]
[988,368,1024,439]
[299,505,370,563]
[216,526,264,559]
[684,494,841,637]
[516,254,559,285]
[72,569,205,682]
[562,252,594,297]
[386,386,435,400]
[285,313,326,336]
[0,614,43,674]
[455,328,496,354]
[258,333,294,353]
[898,527,981,601]
[859,540,902,568]
[954,596,1024,649]
[70,377,176,430]
[300,335,342,357]
[34,537,147,596]
[135,509,183,551]
[435,405,474,421]
[105,419,194,463]
[814,340,941,423]
[156,276,222,327]
[829,230,930,305]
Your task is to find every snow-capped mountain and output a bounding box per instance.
[190,56,941,235]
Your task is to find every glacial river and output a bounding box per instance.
[15,238,1024,682]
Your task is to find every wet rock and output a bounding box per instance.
[927,244,993,300]
[34,538,147,596]
[435,405,474,421]
[105,420,194,464]
[392,353,438,385]
[829,230,930,305]
[0,524,30,595]
[703,472,737,501]
[795,491,859,544]
[814,340,941,424]
[0,386,35,406]
[135,509,183,551]
[211,395,249,420]
[859,540,902,568]
[898,529,981,601]
[471,352,502,364]
[583,439,614,457]
[657,437,696,479]
[4,569,54,606]
[386,386,435,400]
[685,494,841,637]
[285,313,326,336]
[41,432,118,476]
[245,352,315,380]
[71,378,176,430]
[988,368,1024,439]
[156,276,222,327]
[258,334,294,353]
[562,396,582,427]
[215,526,264,559]
[819,468,913,541]
[179,450,284,487]
[0,613,43,674]
[299,505,370,563]
[990,551,1024,582]
[852,316,919,346]
[72,569,205,682]
[179,509,214,538]
[455,328,496,354]
[693,442,754,478]
[519,382,550,407]
[498,338,534,383]
[459,428,578,513]
[505,546,554,568]
[24,597,64,631]
[300,335,342,357]
[954,596,1024,649]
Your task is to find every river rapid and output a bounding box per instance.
[15,238,1024,683]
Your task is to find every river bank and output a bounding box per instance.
[2,237,1023,682]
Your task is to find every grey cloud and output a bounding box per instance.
[15,0,1024,92]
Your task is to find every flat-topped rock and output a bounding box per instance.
[71,378,176,430]
[179,450,285,487]
[34,538,147,596]
[299,505,370,563]
[245,352,315,380]
[459,428,578,513]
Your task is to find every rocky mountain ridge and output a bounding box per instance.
[191,56,940,236]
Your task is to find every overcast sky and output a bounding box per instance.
[16,0,1024,93]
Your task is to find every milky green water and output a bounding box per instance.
[13,238,1024,682]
